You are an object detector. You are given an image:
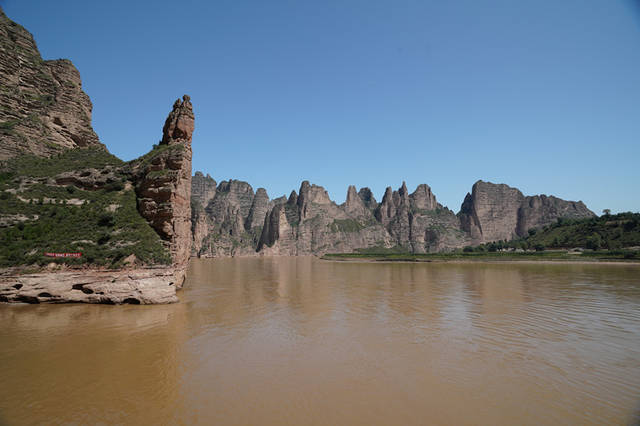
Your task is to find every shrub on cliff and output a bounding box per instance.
[0,148,170,268]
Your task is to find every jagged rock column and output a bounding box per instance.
[134,95,194,286]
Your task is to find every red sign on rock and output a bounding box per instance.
[44,252,82,258]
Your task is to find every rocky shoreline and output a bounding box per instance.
[0,266,181,304]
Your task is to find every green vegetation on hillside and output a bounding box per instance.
[129,142,183,171]
[523,213,639,250]
[329,218,365,233]
[466,212,640,253]
[0,147,170,268]
[323,250,638,262]
[1,145,123,178]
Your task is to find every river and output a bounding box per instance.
[1,257,639,425]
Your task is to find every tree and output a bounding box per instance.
[586,234,602,251]
[602,209,611,217]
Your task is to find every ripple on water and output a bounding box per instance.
[0,258,639,425]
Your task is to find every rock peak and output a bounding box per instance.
[287,190,298,205]
[381,187,393,203]
[410,183,438,210]
[161,95,194,145]
[300,181,311,192]
[357,187,377,209]
[346,185,358,200]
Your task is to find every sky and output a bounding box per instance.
[3,0,640,214]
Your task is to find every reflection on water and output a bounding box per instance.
[1,258,639,425]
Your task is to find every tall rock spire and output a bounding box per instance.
[134,95,194,287]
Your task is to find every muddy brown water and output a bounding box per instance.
[1,257,639,425]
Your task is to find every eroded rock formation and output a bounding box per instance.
[191,172,216,255]
[0,7,101,160]
[192,177,595,256]
[458,180,595,245]
[132,95,194,287]
[0,268,179,305]
[195,179,269,256]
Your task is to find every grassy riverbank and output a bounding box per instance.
[322,249,640,263]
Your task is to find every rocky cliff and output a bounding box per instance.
[256,181,392,255]
[458,180,595,245]
[191,171,216,255]
[192,177,595,256]
[0,7,101,160]
[0,4,195,304]
[195,179,270,256]
[374,182,469,252]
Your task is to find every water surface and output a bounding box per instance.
[1,258,639,425]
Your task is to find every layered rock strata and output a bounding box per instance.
[131,95,194,287]
[191,172,216,255]
[0,7,101,160]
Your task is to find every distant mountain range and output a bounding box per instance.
[191,174,595,256]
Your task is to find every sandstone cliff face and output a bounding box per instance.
[0,7,101,160]
[132,96,193,287]
[458,181,525,244]
[458,180,596,245]
[191,177,278,257]
[191,172,216,256]
[246,187,270,230]
[192,171,216,208]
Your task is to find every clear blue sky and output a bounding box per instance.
[4,0,640,214]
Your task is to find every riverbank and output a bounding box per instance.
[322,250,640,264]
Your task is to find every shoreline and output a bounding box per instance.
[320,256,640,266]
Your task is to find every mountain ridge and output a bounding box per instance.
[191,175,595,257]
